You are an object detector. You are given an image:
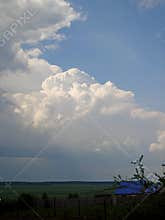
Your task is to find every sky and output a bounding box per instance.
[0,0,165,181]
[44,0,165,111]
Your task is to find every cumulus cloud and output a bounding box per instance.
[0,0,80,92]
[7,68,134,129]
[2,67,165,153]
[1,66,165,179]
[0,0,80,44]
[0,55,62,93]
[150,131,165,151]
[0,0,81,74]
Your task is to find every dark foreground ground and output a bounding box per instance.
[0,192,165,220]
[0,182,165,219]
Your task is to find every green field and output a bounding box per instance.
[0,182,115,200]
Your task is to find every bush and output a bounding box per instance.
[68,193,79,199]
[17,193,36,209]
[42,192,49,208]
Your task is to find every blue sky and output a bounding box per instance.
[42,0,165,111]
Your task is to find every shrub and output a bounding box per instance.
[17,193,35,209]
[68,193,79,199]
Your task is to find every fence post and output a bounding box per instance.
[54,197,56,217]
[64,199,67,219]
[78,199,81,217]
[112,196,117,206]
[104,199,107,220]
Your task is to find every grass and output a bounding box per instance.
[0,182,115,200]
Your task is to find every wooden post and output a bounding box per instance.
[54,197,56,217]
[112,196,117,206]
[64,199,67,219]
[104,199,107,220]
[78,199,81,217]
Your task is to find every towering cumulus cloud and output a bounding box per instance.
[8,68,165,141]
[0,0,164,180]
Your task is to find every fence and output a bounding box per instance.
[33,196,114,220]
[0,194,160,220]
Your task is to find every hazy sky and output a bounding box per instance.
[0,0,165,181]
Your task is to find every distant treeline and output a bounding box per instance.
[0,181,114,185]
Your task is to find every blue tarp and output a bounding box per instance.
[114,181,160,195]
[144,184,160,193]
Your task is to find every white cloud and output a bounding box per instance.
[138,0,165,8]
[26,48,42,58]
[2,67,164,155]
[0,0,81,73]
[0,0,82,95]
[8,68,134,129]
[0,0,80,44]
[1,66,165,179]
[0,55,62,93]
[131,108,164,119]
[150,130,165,151]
